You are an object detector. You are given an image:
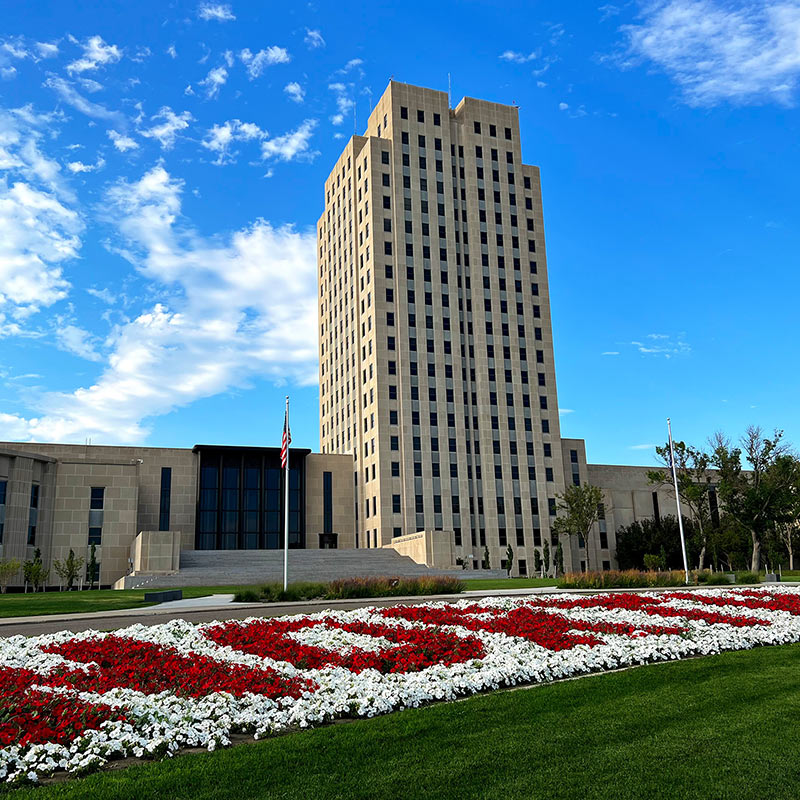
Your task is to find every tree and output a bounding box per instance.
[0,559,20,594]
[53,549,85,590]
[533,548,542,576]
[615,515,700,571]
[648,441,713,569]
[556,542,564,576]
[543,541,551,575]
[22,548,48,592]
[87,543,100,589]
[482,546,490,571]
[552,484,604,570]
[711,427,800,572]
[775,522,798,571]
[504,545,514,577]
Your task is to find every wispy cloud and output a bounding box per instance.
[198,65,228,98]
[43,76,125,124]
[559,408,575,415]
[598,4,620,21]
[239,46,290,79]
[139,107,193,149]
[66,35,122,74]
[107,129,139,152]
[66,157,105,173]
[629,443,657,450]
[499,50,538,63]
[197,3,235,21]
[201,119,267,165]
[305,29,325,49]
[619,0,800,106]
[284,81,305,103]
[630,332,691,358]
[261,119,318,162]
[328,82,354,125]
[602,351,620,356]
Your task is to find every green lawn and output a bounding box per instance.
[9,643,800,799]
[463,576,559,590]
[0,586,261,618]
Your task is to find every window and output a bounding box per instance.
[393,494,401,513]
[159,467,172,531]
[400,106,408,119]
[87,486,104,546]
[0,480,5,543]
[474,121,481,134]
[391,461,400,477]
[323,472,333,533]
[381,150,390,164]
[391,436,399,451]
[417,109,425,122]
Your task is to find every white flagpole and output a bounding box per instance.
[283,395,290,592]
[667,417,690,585]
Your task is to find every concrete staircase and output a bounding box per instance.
[120,549,507,589]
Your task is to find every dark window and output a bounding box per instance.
[0,479,6,543]
[90,486,104,510]
[393,494,401,513]
[474,121,481,134]
[159,467,172,531]
[323,472,333,533]
[88,527,102,545]
[400,106,408,119]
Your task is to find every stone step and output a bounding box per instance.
[120,548,507,589]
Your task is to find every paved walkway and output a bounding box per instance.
[1,582,794,639]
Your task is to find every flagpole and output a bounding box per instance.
[283,395,290,592]
[667,417,690,585]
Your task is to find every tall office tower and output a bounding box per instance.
[318,81,573,576]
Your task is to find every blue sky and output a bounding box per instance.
[0,0,798,465]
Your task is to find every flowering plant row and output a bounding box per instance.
[4,587,800,784]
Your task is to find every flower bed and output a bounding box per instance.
[4,587,800,785]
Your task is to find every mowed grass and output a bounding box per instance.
[9,643,800,800]
[0,586,261,618]
[463,576,559,590]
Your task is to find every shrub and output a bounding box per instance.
[736,571,760,585]
[257,582,328,603]
[234,589,261,603]
[558,570,688,590]
[247,576,466,603]
[704,573,734,586]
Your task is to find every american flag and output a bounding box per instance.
[281,405,291,469]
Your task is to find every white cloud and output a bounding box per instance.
[629,443,657,450]
[55,323,102,361]
[558,408,575,415]
[284,81,305,103]
[201,119,267,165]
[239,47,290,79]
[107,129,139,152]
[630,333,691,358]
[166,44,177,59]
[601,351,620,356]
[87,287,116,304]
[5,166,318,443]
[558,101,569,110]
[66,35,122,74]
[329,83,354,125]
[499,50,538,63]
[621,0,800,106]
[536,80,547,88]
[261,119,318,162]
[78,77,104,93]
[198,65,228,98]
[197,2,235,21]
[139,107,194,149]
[66,157,105,173]
[305,29,325,49]
[0,109,81,320]
[43,77,125,124]
[599,4,621,21]
[338,58,363,73]
[35,41,59,59]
